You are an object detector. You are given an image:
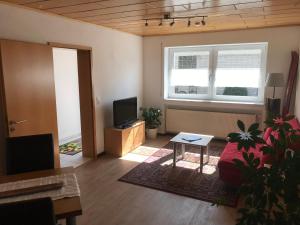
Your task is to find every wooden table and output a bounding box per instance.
[170,132,214,173]
[0,167,82,225]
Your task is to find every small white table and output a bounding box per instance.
[170,132,214,173]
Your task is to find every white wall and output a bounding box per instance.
[143,26,300,132]
[53,48,81,145]
[0,2,143,154]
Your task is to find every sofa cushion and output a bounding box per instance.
[266,130,279,146]
[289,118,300,130]
[288,118,300,150]
[219,143,263,164]
[218,142,263,187]
[265,118,300,150]
[263,127,273,141]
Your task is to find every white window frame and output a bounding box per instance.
[164,43,268,103]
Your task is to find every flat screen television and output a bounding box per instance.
[113,97,137,128]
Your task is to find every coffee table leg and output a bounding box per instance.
[173,142,177,168]
[206,145,210,163]
[200,146,204,173]
[66,216,76,225]
[181,144,185,159]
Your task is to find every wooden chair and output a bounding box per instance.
[0,197,56,225]
[6,134,55,175]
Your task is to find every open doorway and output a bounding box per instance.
[52,46,96,167]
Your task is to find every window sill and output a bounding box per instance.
[164,98,265,107]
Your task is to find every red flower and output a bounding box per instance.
[273,117,284,125]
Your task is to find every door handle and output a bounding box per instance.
[9,120,28,125]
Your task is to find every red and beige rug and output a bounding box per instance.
[119,140,238,207]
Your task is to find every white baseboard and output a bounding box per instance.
[59,133,81,145]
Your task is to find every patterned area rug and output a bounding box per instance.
[119,140,239,207]
[59,139,82,155]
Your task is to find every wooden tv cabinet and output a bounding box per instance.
[104,120,145,157]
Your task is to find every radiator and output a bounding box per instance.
[166,108,257,139]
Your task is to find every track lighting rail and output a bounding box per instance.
[144,15,207,27]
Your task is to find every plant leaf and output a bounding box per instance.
[248,123,259,132]
[237,120,245,132]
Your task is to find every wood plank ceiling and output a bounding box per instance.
[3,0,300,36]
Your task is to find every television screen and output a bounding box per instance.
[113,97,137,128]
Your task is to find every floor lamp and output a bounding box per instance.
[266,73,285,117]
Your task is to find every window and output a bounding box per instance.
[164,43,267,103]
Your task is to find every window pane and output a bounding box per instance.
[165,43,266,102]
[215,49,262,97]
[170,51,210,96]
[176,55,197,69]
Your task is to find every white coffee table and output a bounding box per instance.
[170,132,214,173]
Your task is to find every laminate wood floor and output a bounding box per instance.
[74,135,237,225]
[60,152,91,168]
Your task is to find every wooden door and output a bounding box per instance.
[77,50,96,158]
[0,39,60,168]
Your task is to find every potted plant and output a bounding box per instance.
[227,115,300,225]
[141,107,162,139]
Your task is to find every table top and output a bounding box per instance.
[170,132,214,146]
[0,167,82,219]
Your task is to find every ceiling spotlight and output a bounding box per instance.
[159,19,163,26]
[201,17,206,25]
[145,19,148,27]
[187,18,191,27]
[195,21,201,27]
[170,18,175,26]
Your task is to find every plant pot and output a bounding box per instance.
[146,128,158,139]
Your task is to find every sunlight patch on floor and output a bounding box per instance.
[120,146,162,163]
[131,145,160,156]
[120,153,149,162]
[202,165,217,175]
[160,159,173,166]
[160,159,217,174]
[120,145,219,175]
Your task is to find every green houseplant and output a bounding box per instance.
[227,115,300,225]
[141,107,162,139]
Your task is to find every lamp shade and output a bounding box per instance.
[266,73,285,87]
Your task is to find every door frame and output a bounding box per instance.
[0,43,8,174]
[49,42,97,159]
